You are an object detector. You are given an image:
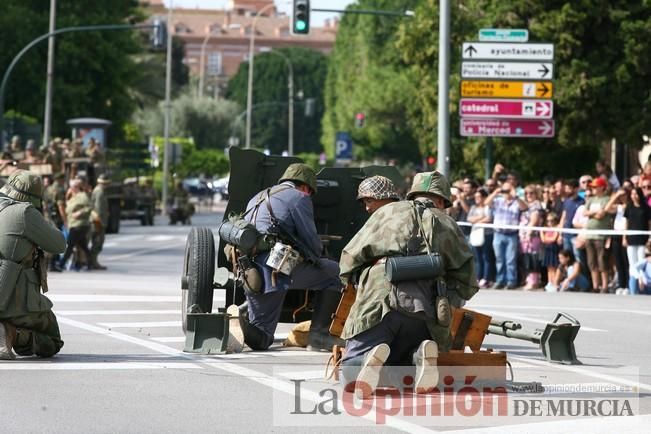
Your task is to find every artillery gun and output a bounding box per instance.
[180,147,583,371]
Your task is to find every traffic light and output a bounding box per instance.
[355,112,365,128]
[427,155,436,167]
[151,19,167,49]
[292,0,310,35]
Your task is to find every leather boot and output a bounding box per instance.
[0,322,16,360]
[228,302,274,351]
[307,290,345,352]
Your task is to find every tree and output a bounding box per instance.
[0,0,146,142]
[134,89,241,150]
[321,0,422,163]
[397,0,651,180]
[225,47,328,155]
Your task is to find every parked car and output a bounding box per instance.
[211,175,229,201]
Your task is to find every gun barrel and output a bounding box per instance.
[489,318,523,331]
[487,324,543,344]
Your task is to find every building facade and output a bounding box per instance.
[143,0,337,97]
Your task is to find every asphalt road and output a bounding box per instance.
[2,208,650,433]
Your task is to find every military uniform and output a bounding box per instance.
[339,171,478,394]
[231,164,343,352]
[90,175,110,269]
[61,187,93,270]
[0,170,66,359]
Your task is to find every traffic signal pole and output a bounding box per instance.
[437,0,451,177]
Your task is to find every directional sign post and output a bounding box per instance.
[462,62,553,80]
[460,119,555,138]
[459,35,556,140]
[462,42,554,61]
[461,80,552,99]
[460,99,553,119]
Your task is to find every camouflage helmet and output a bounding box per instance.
[357,175,400,201]
[0,170,44,208]
[406,171,453,208]
[279,163,317,193]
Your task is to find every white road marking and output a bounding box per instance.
[472,304,651,317]
[54,310,179,316]
[0,362,200,370]
[480,309,606,332]
[49,295,180,302]
[98,321,181,328]
[103,242,186,262]
[151,337,186,343]
[277,369,324,380]
[58,315,438,433]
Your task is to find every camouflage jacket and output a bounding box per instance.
[66,192,92,228]
[91,186,109,227]
[339,199,478,349]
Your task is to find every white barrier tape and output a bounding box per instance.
[457,221,651,237]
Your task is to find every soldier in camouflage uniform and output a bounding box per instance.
[339,171,478,396]
[357,175,400,214]
[0,170,66,359]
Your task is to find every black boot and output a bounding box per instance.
[233,302,274,351]
[307,290,345,352]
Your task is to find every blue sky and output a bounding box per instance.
[164,1,356,26]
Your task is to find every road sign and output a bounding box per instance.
[335,131,352,161]
[460,119,555,138]
[462,62,553,80]
[461,80,552,99]
[462,42,554,61]
[479,29,528,42]
[460,99,553,119]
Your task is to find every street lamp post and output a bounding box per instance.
[437,0,451,177]
[268,50,294,155]
[197,26,221,99]
[42,0,57,148]
[245,2,276,149]
[161,2,173,215]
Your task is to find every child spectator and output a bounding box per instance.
[542,212,561,288]
[551,249,591,292]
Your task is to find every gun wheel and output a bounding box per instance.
[181,227,215,332]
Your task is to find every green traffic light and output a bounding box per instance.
[295,20,307,31]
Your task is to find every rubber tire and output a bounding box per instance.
[181,227,215,332]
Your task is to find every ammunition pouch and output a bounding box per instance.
[0,258,22,310]
[385,253,443,283]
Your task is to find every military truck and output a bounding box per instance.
[181,146,404,332]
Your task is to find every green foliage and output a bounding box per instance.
[325,0,651,181]
[0,0,147,143]
[151,136,228,178]
[321,0,421,162]
[225,47,329,154]
[134,90,241,149]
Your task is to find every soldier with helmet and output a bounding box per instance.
[227,163,343,352]
[357,175,401,214]
[338,170,478,397]
[0,170,66,359]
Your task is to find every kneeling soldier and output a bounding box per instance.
[339,171,478,397]
[0,170,66,359]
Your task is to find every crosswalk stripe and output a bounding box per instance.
[0,362,201,371]
[49,295,181,302]
[151,337,185,343]
[98,321,181,328]
[55,310,179,316]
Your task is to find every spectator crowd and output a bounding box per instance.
[447,160,651,295]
